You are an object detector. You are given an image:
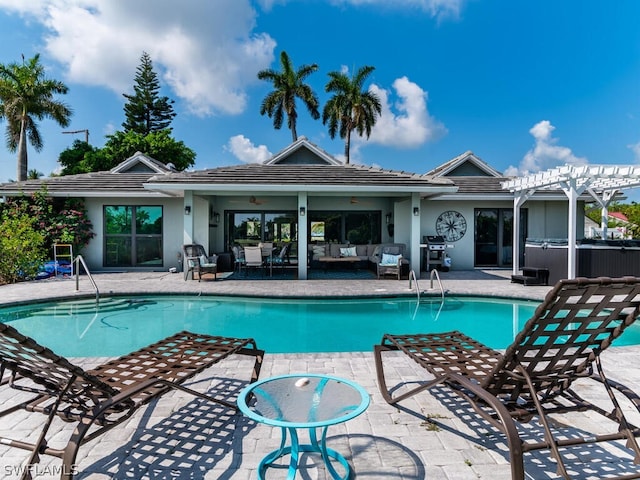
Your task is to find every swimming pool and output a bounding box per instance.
[1,295,639,357]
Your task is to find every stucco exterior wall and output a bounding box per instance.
[417,199,578,270]
[83,197,184,272]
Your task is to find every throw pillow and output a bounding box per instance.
[340,246,357,257]
[381,253,401,265]
[312,245,326,256]
[199,254,209,266]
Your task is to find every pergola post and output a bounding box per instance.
[587,187,618,240]
[512,191,533,275]
[560,179,580,279]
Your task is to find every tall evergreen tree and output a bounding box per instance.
[122,52,176,134]
[0,54,71,181]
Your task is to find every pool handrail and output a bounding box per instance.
[74,255,99,303]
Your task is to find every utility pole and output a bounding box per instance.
[62,129,89,144]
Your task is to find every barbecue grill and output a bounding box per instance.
[423,235,446,270]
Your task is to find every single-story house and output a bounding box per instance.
[0,137,589,280]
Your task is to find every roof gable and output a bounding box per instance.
[428,151,502,178]
[265,137,341,165]
[110,151,175,174]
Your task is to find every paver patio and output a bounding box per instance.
[0,270,639,479]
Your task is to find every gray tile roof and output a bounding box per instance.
[0,164,456,197]
[146,164,456,191]
[450,176,513,194]
[0,172,169,197]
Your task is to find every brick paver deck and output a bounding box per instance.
[0,270,638,479]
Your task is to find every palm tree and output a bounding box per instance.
[322,66,381,164]
[257,51,320,142]
[27,169,43,180]
[0,54,72,181]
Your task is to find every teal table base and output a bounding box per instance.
[258,425,350,480]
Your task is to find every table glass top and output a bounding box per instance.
[241,375,368,427]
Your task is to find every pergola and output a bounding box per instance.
[502,164,640,279]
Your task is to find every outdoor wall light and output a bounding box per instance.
[413,207,420,216]
[299,206,306,216]
[184,205,191,215]
[385,213,392,224]
[213,212,220,224]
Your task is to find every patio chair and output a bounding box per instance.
[268,243,290,273]
[231,245,245,272]
[374,276,640,480]
[243,246,264,277]
[183,244,217,281]
[0,324,264,480]
[376,253,403,279]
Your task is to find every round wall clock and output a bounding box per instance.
[435,210,467,242]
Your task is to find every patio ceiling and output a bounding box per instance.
[502,164,640,280]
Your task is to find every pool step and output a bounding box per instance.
[30,298,156,317]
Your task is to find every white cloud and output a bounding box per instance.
[505,120,588,175]
[226,135,272,164]
[629,142,640,162]
[0,0,276,116]
[364,76,447,149]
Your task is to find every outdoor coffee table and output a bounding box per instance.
[317,256,361,272]
[237,373,370,479]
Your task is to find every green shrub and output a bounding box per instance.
[0,211,46,284]
[2,189,95,257]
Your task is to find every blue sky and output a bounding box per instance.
[1,0,640,189]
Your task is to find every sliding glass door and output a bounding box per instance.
[474,208,526,267]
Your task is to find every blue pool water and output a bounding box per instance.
[1,295,639,357]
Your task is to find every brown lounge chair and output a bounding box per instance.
[374,276,640,480]
[0,325,264,480]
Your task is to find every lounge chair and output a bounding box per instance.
[183,244,217,281]
[0,324,264,480]
[374,276,640,480]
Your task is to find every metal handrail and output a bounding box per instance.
[74,255,99,303]
[428,268,445,302]
[408,269,420,301]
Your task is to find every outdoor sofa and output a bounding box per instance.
[308,242,409,277]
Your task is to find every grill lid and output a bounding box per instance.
[425,235,445,244]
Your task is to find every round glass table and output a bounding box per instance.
[237,373,370,479]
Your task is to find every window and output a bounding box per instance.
[104,206,163,267]
[309,211,381,244]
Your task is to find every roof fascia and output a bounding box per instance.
[143,183,458,194]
